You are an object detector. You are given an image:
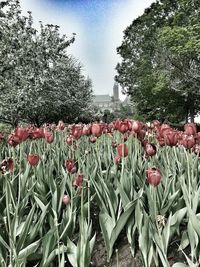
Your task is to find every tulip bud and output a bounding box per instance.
[66,136,74,145]
[144,143,157,157]
[184,123,197,136]
[63,194,71,205]
[65,159,77,174]
[91,123,102,137]
[73,173,84,187]
[44,131,54,143]
[146,168,161,187]
[27,154,40,166]
[117,144,128,157]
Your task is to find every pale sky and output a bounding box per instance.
[20,0,155,100]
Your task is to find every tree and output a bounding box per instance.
[0,0,93,126]
[116,0,200,123]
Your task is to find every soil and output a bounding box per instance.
[91,233,190,267]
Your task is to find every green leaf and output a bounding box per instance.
[18,239,40,260]
[172,263,188,267]
[67,238,78,267]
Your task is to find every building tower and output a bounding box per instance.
[113,82,119,101]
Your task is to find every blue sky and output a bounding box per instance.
[20,0,154,100]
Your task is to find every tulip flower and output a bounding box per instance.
[71,124,82,140]
[184,123,197,136]
[8,134,21,147]
[44,131,54,143]
[132,120,144,133]
[27,154,40,166]
[144,143,157,157]
[65,136,74,145]
[179,134,196,149]
[30,128,45,139]
[146,168,161,186]
[82,124,91,136]
[57,120,65,130]
[118,121,129,134]
[65,159,77,174]
[73,173,84,187]
[15,127,29,141]
[91,123,102,137]
[63,194,71,205]
[117,144,128,157]
[164,130,178,146]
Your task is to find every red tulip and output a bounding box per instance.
[44,131,54,143]
[158,124,171,138]
[91,123,102,137]
[146,168,161,187]
[118,121,129,134]
[27,154,40,166]
[15,127,29,141]
[117,144,128,157]
[132,120,144,133]
[8,133,21,147]
[30,128,45,139]
[179,135,195,149]
[164,130,178,146]
[195,132,200,144]
[57,120,65,130]
[65,136,74,145]
[184,123,197,136]
[63,194,71,205]
[65,159,77,174]
[144,143,157,157]
[73,173,84,187]
[71,125,82,140]
[82,124,91,136]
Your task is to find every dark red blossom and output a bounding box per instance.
[57,120,65,130]
[73,173,84,187]
[144,143,157,157]
[117,143,128,157]
[91,123,102,137]
[184,123,197,136]
[44,131,54,143]
[146,168,161,187]
[65,159,77,174]
[71,124,82,140]
[15,127,29,141]
[27,154,40,166]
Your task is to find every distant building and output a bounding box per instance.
[93,82,121,112]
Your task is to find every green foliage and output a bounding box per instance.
[116,0,200,123]
[0,0,93,126]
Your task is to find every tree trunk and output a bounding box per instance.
[189,104,195,123]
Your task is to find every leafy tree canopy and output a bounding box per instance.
[116,0,200,123]
[0,0,93,126]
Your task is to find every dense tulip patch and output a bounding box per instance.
[0,120,200,266]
